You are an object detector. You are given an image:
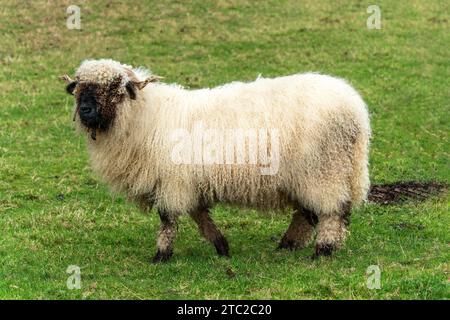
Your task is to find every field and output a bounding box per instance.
[0,0,448,299]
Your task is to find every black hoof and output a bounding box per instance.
[151,249,173,263]
[277,239,299,251]
[312,243,335,259]
[214,235,230,257]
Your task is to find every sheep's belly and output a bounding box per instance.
[198,172,291,210]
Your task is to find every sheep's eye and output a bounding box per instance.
[66,82,77,95]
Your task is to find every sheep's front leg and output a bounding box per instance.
[190,209,229,257]
[152,211,177,263]
[278,206,317,250]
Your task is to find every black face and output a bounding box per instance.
[78,86,100,129]
[64,74,140,138]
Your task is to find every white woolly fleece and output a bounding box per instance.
[74,59,371,218]
[75,59,149,85]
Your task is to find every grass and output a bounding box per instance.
[0,0,449,299]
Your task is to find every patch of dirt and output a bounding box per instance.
[391,221,425,231]
[368,181,448,205]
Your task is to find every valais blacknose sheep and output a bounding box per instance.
[61,59,370,262]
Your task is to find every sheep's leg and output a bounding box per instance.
[313,202,351,259]
[278,206,317,250]
[152,211,177,263]
[190,209,229,257]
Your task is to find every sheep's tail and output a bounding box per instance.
[368,181,448,205]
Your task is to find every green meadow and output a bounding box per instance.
[0,1,448,299]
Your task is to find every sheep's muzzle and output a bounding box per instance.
[75,82,121,139]
[78,86,102,132]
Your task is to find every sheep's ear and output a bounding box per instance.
[125,82,137,100]
[65,82,77,95]
[60,74,76,95]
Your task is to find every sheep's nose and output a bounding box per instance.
[80,105,95,116]
[80,106,94,115]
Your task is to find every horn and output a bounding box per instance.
[124,67,163,90]
[59,74,74,83]
[134,75,164,90]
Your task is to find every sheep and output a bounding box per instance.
[61,59,370,262]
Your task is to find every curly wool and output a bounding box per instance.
[75,60,371,218]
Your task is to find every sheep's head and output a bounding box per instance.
[61,59,162,140]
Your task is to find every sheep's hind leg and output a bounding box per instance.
[190,209,229,257]
[278,206,317,250]
[313,202,351,259]
[152,211,177,263]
